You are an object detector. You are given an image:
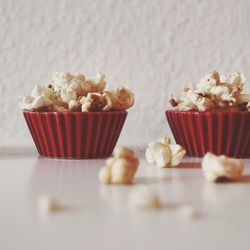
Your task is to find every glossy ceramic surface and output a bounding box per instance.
[23,111,127,159]
[166,110,250,158]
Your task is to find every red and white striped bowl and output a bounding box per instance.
[166,110,250,158]
[23,111,127,159]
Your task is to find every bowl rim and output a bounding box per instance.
[23,110,128,115]
[165,109,250,115]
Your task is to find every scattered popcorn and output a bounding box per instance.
[20,72,134,112]
[37,196,61,214]
[170,71,250,111]
[202,152,244,182]
[98,147,139,184]
[145,137,186,167]
[146,142,171,167]
[20,95,53,111]
[177,205,199,219]
[127,186,161,210]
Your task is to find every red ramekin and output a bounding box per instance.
[23,111,127,159]
[166,110,250,158]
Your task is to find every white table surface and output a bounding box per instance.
[0,146,250,250]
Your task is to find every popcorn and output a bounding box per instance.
[102,91,114,111]
[84,73,106,93]
[79,87,134,112]
[202,152,244,182]
[20,72,134,112]
[146,142,171,167]
[111,87,135,110]
[80,93,106,112]
[52,71,73,87]
[53,72,105,96]
[177,205,199,219]
[127,186,161,210]
[146,137,186,167]
[168,144,186,166]
[98,147,139,184]
[50,103,69,112]
[197,71,220,93]
[20,95,53,110]
[60,87,77,104]
[220,72,245,90]
[170,71,250,111]
[210,85,234,102]
[68,100,81,111]
[185,89,213,111]
[37,196,61,214]
[238,94,250,104]
[31,84,55,98]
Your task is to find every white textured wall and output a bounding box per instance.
[1,0,250,146]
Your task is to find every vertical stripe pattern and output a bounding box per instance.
[23,111,127,159]
[166,110,250,158]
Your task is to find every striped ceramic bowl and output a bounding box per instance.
[23,111,127,159]
[166,110,250,158]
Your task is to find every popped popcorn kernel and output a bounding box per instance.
[98,147,139,185]
[37,196,62,214]
[202,152,244,182]
[127,186,162,210]
[170,71,250,111]
[146,137,186,167]
[20,72,134,112]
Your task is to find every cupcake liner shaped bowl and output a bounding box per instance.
[24,111,127,159]
[166,110,250,158]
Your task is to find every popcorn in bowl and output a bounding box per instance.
[20,72,134,159]
[20,72,134,112]
[169,71,250,111]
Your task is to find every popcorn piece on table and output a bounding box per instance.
[127,186,161,210]
[37,196,61,214]
[202,152,244,182]
[145,137,186,167]
[177,205,199,219]
[98,147,139,184]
